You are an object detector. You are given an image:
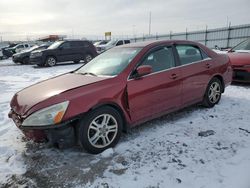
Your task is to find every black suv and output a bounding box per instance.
[30,40,97,67]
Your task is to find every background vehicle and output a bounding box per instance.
[93,40,108,47]
[12,44,50,64]
[30,40,97,67]
[96,39,130,53]
[9,40,232,154]
[0,49,3,60]
[5,43,31,54]
[227,39,250,82]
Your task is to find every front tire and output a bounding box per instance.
[78,106,122,154]
[202,77,222,108]
[84,54,93,63]
[45,56,56,67]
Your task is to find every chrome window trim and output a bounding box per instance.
[127,66,178,81]
[177,57,212,68]
[127,57,212,81]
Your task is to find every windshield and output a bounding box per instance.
[48,41,64,49]
[75,47,141,76]
[232,39,250,51]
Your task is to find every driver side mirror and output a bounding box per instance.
[135,65,152,78]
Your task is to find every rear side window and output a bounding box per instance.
[140,47,175,73]
[25,44,29,48]
[71,41,81,48]
[176,45,202,65]
[125,40,130,44]
[60,42,71,49]
[82,42,90,48]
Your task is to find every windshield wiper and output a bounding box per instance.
[76,72,97,77]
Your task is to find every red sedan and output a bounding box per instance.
[227,39,250,82]
[9,40,232,154]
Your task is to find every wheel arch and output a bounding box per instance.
[212,74,225,93]
[90,102,128,132]
[46,55,57,61]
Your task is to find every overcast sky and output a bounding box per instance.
[0,0,250,41]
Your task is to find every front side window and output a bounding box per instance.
[176,45,202,65]
[116,40,123,46]
[140,47,175,73]
[75,47,141,76]
[60,42,71,49]
[16,45,24,49]
[48,41,64,49]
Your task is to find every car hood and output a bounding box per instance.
[10,73,110,116]
[14,51,29,57]
[228,52,250,66]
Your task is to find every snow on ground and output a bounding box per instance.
[0,59,250,188]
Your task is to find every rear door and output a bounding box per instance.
[127,46,182,123]
[174,44,212,106]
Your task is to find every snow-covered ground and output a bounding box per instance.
[0,59,250,188]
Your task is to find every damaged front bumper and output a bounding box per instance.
[8,109,78,148]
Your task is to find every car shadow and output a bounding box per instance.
[231,81,250,88]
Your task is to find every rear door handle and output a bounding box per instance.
[170,73,178,79]
[206,63,211,68]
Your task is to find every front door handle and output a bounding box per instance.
[170,73,178,79]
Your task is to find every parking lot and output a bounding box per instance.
[0,59,250,187]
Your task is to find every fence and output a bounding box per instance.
[130,24,250,49]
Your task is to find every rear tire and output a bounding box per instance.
[202,77,222,108]
[45,56,56,67]
[78,106,122,154]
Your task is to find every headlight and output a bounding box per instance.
[22,101,69,126]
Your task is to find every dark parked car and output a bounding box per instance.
[9,40,232,153]
[227,39,250,82]
[1,43,18,58]
[29,40,97,67]
[12,44,49,64]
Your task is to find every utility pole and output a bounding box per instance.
[149,11,151,36]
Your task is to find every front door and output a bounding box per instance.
[127,46,182,123]
[57,42,73,62]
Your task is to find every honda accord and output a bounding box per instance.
[9,40,232,154]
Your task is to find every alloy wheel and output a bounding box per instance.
[85,54,92,63]
[47,57,56,66]
[87,114,118,148]
[208,82,221,104]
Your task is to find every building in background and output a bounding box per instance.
[38,35,66,42]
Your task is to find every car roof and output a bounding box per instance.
[119,40,201,48]
[61,40,89,42]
